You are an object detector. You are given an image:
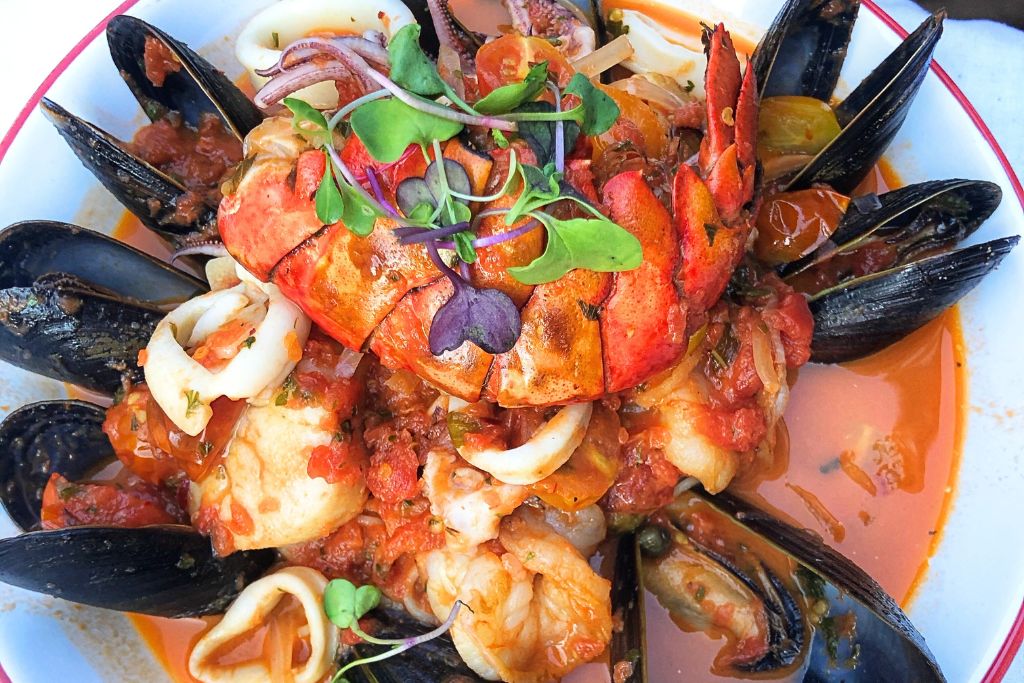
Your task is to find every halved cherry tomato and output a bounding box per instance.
[592,86,670,160]
[475,35,574,96]
[754,188,850,265]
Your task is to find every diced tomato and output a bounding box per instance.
[308,437,368,486]
[365,431,420,504]
[762,290,814,368]
[103,384,245,484]
[40,473,185,530]
[190,319,255,370]
[475,35,574,96]
[696,404,767,453]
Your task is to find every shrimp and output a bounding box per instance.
[419,509,611,682]
[422,449,528,548]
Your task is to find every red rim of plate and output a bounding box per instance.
[0,1,1021,681]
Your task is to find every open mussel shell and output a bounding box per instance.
[787,12,943,193]
[41,98,216,240]
[0,220,206,301]
[751,0,944,194]
[106,15,262,139]
[782,179,1003,278]
[342,607,487,682]
[0,400,112,532]
[810,235,1019,362]
[624,489,945,681]
[0,221,202,394]
[699,490,945,681]
[751,0,860,101]
[0,525,275,617]
[0,273,163,394]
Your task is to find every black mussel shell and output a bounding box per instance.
[810,235,1019,362]
[787,12,944,193]
[700,489,945,681]
[0,220,206,303]
[0,400,112,532]
[343,608,487,683]
[0,525,275,617]
[107,15,262,139]
[782,179,1002,278]
[0,272,162,394]
[752,0,860,101]
[41,98,216,240]
[609,532,647,683]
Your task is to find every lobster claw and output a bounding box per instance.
[698,24,758,224]
[674,24,758,314]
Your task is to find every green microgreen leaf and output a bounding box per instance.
[474,62,549,115]
[388,24,449,97]
[340,181,380,236]
[563,73,620,135]
[492,129,510,148]
[350,97,463,162]
[508,212,642,284]
[408,201,436,223]
[324,579,381,630]
[453,230,477,263]
[282,97,332,148]
[505,163,563,224]
[315,152,345,225]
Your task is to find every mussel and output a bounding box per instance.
[612,489,945,682]
[42,15,261,244]
[0,220,205,394]
[0,217,270,616]
[0,394,274,616]
[752,0,943,194]
[341,608,488,683]
[774,180,1016,362]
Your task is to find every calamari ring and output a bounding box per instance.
[145,265,310,436]
[188,566,338,683]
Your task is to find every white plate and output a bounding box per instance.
[0,1,1021,681]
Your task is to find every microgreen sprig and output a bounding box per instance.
[323,579,468,683]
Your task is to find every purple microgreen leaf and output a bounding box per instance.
[426,243,521,355]
[397,177,436,217]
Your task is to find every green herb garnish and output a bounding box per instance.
[184,389,202,417]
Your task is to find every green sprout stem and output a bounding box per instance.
[364,69,518,131]
[331,601,467,683]
[328,89,389,131]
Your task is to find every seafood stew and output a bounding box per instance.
[0,0,1018,681]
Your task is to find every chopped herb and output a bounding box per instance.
[57,483,82,501]
[176,553,196,571]
[525,551,536,562]
[198,441,214,457]
[685,80,696,93]
[271,31,280,48]
[819,457,841,474]
[112,385,126,406]
[446,412,482,448]
[184,389,202,418]
[710,348,727,369]
[129,413,140,432]
[694,585,707,602]
[242,336,256,349]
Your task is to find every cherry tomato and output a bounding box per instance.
[475,35,574,96]
[754,188,850,265]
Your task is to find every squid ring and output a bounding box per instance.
[188,566,338,683]
[145,271,310,436]
[454,402,593,485]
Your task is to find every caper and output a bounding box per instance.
[637,524,671,558]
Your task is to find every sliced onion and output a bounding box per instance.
[751,324,781,396]
[454,403,593,485]
[188,567,337,683]
[608,74,687,113]
[571,35,634,78]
